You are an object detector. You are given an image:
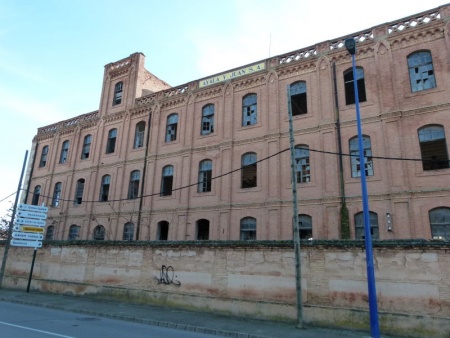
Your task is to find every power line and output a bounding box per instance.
[0,192,17,204]
[21,145,445,205]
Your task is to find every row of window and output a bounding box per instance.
[33,122,450,207]
[44,206,450,241]
[38,122,146,168]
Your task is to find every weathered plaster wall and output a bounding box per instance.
[2,241,449,337]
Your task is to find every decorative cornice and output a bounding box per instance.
[160,97,186,110]
[390,25,443,51]
[104,111,125,124]
[194,87,223,102]
[276,60,317,80]
[232,75,267,92]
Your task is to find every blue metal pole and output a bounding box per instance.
[351,53,380,338]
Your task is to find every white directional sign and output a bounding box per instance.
[11,239,42,248]
[16,210,47,220]
[12,232,44,241]
[18,204,48,213]
[15,218,46,227]
[12,203,47,249]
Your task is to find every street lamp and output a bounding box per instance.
[344,38,380,338]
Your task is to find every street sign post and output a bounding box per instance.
[16,210,47,220]
[15,218,46,227]
[10,240,42,248]
[17,204,48,213]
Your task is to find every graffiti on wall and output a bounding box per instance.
[154,265,181,286]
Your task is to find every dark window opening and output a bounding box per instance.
[344,67,367,105]
[241,153,257,188]
[290,82,307,116]
[197,219,210,240]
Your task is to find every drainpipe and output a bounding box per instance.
[136,113,152,240]
[332,62,350,239]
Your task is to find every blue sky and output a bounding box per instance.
[0,0,445,216]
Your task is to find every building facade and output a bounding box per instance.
[25,4,450,242]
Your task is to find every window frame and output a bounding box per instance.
[242,94,257,126]
[134,122,146,149]
[201,104,215,135]
[344,67,367,105]
[241,152,257,188]
[298,214,313,239]
[198,160,212,193]
[295,145,311,183]
[196,219,210,240]
[418,125,449,171]
[123,222,134,241]
[68,224,80,240]
[113,81,123,106]
[157,221,169,240]
[99,175,111,202]
[240,217,256,240]
[81,135,92,160]
[74,178,85,205]
[429,207,450,240]
[160,165,174,196]
[354,211,379,239]
[59,140,69,164]
[407,50,436,93]
[52,182,62,207]
[106,128,117,154]
[165,114,178,142]
[32,185,41,206]
[289,81,307,116]
[127,170,140,199]
[93,225,105,240]
[46,225,55,240]
[39,146,49,168]
[349,135,374,178]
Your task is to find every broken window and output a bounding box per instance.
[198,160,212,193]
[289,81,307,116]
[429,207,450,240]
[240,217,256,240]
[242,94,257,126]
[113,81,123,105]
[408,51,436,92]
[344,67,367,105]
[241,152,257,188]
[418,125,449,170]
[295,145,311,183]
[349,136,374,178]
[39,145,49,167]
[355,211,379,239]
[81,135,92,159]
[201,104,215,134]
[165,114,178,142]
[161,165,174,196]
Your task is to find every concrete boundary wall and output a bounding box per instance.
[1,240,449,337]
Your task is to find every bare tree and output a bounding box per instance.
[0,204,13,240]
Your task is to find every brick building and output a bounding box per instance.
[25,4,450,242]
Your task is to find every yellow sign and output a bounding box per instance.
[199,62,265,88]
[21,226,45,233]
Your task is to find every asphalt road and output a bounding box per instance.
[0,302,218,338]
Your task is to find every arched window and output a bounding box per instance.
[68,224,80,240]
[52,182,62,207]
[429,207,450,240]
[295,145,310,183]
[354,211,379,239]
[74,179,85,205]
[344,67,367,105]
[32,185,41,206]
[298,214,312,239]
[160,165,174,196]
[39,145,49,167]
[81,135,92,160]
[123,222,134,241]
[240,217,256,240]
[106,128,117,154]
[134,122,146,149]
[128,170,140,199]
[418,125,449,171]
[99,175,111,202]
[165,114,178,142]
[59,140,69,164]
[93,225,105,240]
[408,51,436,92]
[157,221,169,240]
[46,225,55,240]
[242,94,257,126]
[289,81,307,116]
[241,153,257,188]
[113,81,123,105]
[198,160,212,193]
[349,136,374,178]
[196,219,210,240]
[201,104,215,135]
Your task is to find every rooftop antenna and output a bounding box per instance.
[269,33,272,57]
